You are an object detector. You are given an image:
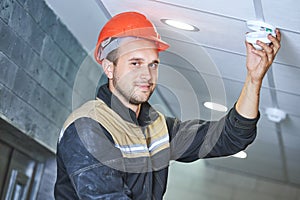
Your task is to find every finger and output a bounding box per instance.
[245,41,255,50]
[258,40,274,61]
[256,40,272,53]
[245,41,257,56]
[268,34,280,49]
[275,29,281,42]
[255,38,277,63]
[268,30,281,53]
[251,47,268,63]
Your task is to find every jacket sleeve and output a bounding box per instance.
[55,117,132,200]
[167,104,259,162]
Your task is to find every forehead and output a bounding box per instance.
[117,39,158,59]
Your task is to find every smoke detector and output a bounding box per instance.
[265,107,286,123]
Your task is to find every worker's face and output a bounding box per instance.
[107,39,159,105]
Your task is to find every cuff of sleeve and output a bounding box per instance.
[228,103,260,130]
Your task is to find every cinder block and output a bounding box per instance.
[12,68,37,102]
[0,0,14,23]
[27,52,72,110]
[29,83,70,127]
[23,0,45,23]
[54,19,87,66]
[0,52,18,89]
[4,87,59,151]
[0,19,17,57]
[41,36,67,71]
[0,82,14,115]
[12,47,71,114]
[41,70,72,110]
[41,35,81,89]
[28,19,45,53]
[11,35,34,69]
[0,0,94,153]
[27,51,53,85]
[8,2,31,42]
[38,2,58,39]
[55,57,78,86]
[2,86,36,134]
[52,77,73,110]
[9,1,45,53]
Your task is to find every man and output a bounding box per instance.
[54,12,281,199]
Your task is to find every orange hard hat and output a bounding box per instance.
[94,11,169,64]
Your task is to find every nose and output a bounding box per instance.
[140,66,152,81]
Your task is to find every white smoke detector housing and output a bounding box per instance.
[265,107,286,123]
[245,20,276,50]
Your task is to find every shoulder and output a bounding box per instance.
[58,117,98,147]
[59,117,114,146]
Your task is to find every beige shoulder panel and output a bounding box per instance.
[58,98,169,159]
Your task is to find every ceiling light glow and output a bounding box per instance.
[161,19,199,31]
[204,101,228,112]
[231,151,247,159]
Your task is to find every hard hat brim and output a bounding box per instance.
[94,36,169,64]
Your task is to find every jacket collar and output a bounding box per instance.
[96,84,159,126]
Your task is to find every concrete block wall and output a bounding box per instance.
[0,0,101,151]
[164,160,300,200]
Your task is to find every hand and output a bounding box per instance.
[245,29,281,85]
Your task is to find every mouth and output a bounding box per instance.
[138,85,151,92]
[136,83,152,92]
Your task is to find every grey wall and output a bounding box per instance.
[0,0,103,198]
[0,0,101,152]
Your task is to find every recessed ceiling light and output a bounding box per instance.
[231,151,247,159]
[161,19,199,31]
[203,101,228,112]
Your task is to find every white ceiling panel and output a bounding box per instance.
[281,115,300,137]
[263,0,300,32]
[275,30,300,67]
[222,79,272,109]
[157,0,300,33]
[256,116,279,145]
[207,140,285,182]
[204,47,269,87]
[277,92,300,118]
[282,130,300,150]
[102,0,300,68]
[103,0,248,51]
[154,0,256,20]
[285,146,300,185]
[273,64,300,95]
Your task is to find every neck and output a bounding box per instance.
[122,99,141,118]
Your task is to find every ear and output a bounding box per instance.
[101,59,114,79]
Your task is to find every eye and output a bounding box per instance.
[148,62,159,69]
[130,62,141,67]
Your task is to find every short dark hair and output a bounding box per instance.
[106,48,119,66]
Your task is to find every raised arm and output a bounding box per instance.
[236,29,281,118]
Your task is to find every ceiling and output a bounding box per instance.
[45,0,300,187]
